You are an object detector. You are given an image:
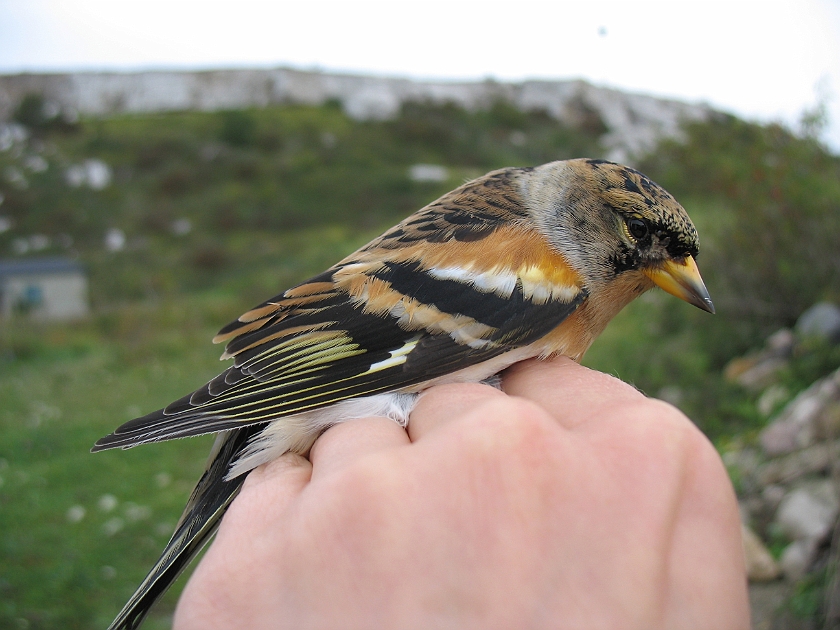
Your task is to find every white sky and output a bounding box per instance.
[1,0,839,150]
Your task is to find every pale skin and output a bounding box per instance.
[174,357,750,630]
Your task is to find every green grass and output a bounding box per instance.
[1,303,218,628]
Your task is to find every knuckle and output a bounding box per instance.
[415,381,504,414]
[323,453,404,518]
[619,397,720,475]
[460,396,560,460]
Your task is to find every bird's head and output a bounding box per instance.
[523,158,714,315]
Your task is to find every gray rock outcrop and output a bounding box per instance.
[0,68,711,161]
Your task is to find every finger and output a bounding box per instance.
[407,382,505,442]
[501,357,644,430]
[221,452,312,535]
[178,452,313,630]
[309,417,410,482]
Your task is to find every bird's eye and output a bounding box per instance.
[626,217,649,241]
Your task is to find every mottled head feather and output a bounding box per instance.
[521,158,700,269]
[575,158,698,257]
[515,158,705,340]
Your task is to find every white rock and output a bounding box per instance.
[28,234,50,251]
[66,505,86,523]
[736,357,787,392]
[343,83,401,121]
[0,123,28,151]
[65,159,112,189]
[408,164,448,183]
[775,485,838,541]
[766,328,796,354]
[11,238,29,254]
[98,494,118,512]
[41,100,61,119]
[796,302,840,343]
[761,485,787,510]
[65,164,86,187]
[104,228,126,252]
[84,159,112,190]
[757,384,789,417]
[124,502,152,522]
[760,367,840,455]
[509,130,527,146]
[102,517,124,536]
[171,218,192,236]
[4,166,28,189]
[24,155,48,173]
[779,538,817,581]
[742,524,781,582]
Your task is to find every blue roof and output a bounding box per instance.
[0,257,85,277]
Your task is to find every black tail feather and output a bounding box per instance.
[106,425,263,630]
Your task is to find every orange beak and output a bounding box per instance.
[643,256,715,314]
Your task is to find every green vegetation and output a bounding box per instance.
[1,98,839,627]
[1,304,218,629]
[642,113,840,328]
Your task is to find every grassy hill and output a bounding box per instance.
[1,97,839,628]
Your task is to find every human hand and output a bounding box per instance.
[174,357,749,630]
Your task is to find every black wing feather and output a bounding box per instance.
[93,280,585,451]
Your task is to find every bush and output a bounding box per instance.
[217,110,257,147]
[13,92,78,133]
[641,115,840,329]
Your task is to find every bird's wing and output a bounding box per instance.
[93,168,586,451]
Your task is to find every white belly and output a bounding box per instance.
[225,345,541,479]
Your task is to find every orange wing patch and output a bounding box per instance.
[349,224,583,296]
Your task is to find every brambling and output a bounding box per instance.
[95,158,714,630]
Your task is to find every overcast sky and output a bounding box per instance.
[1,0,839,151]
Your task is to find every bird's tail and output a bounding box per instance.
[106,425,262,630]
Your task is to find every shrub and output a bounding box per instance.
[217,110,257,147]
[641,115,840,331]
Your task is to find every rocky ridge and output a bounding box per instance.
[0,67,710,162]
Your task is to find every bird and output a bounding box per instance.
[94,158,714,629]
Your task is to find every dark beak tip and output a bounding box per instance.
[697,297,715,314]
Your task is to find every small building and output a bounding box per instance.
[0,258,89,320]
